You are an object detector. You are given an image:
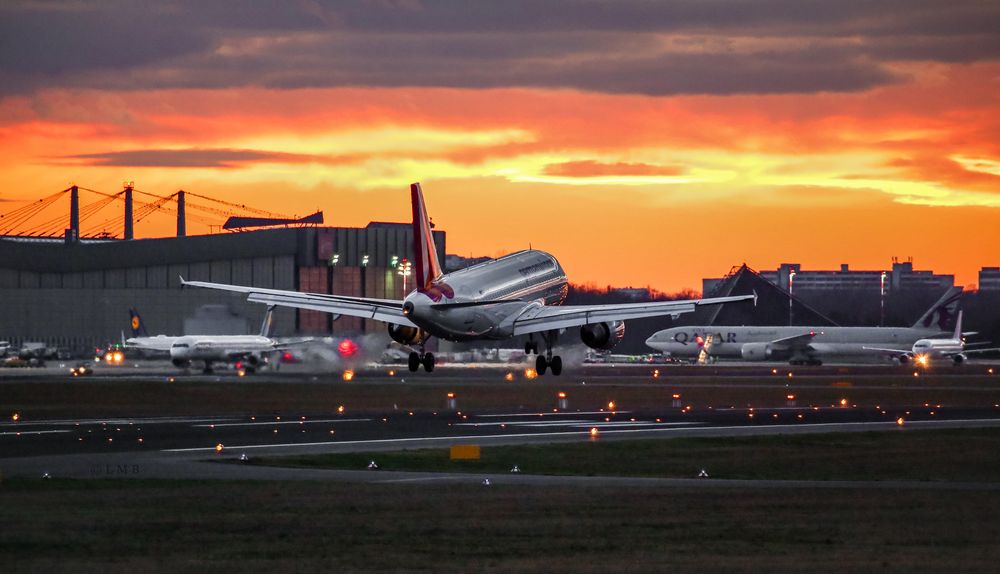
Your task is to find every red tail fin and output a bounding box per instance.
[410,183,443,291]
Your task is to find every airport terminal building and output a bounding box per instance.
[0,225,445,352]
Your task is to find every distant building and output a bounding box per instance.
[611,287,651,300]
[980,267,1000,292]
[760,261,953,295]
[692,265,837,327]
[704,260,954,327]
[0,223,445,351]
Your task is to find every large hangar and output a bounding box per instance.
[0,224,445,353]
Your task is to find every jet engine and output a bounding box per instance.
[953,354,965,365]
[388,323,427,346]
[580,321,625,350]
[740,342,790,361]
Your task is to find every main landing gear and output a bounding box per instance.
[525,332,562,376]
[408,351,435,373]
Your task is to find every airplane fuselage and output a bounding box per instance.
[646,326,948,361]
[169,335,275,362]
[403,249,568,341]
[912,338,965,361]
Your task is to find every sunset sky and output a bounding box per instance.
[1,1,997,292]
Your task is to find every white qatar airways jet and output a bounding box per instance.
[182,183,755,375]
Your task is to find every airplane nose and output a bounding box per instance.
[402,301,414,316]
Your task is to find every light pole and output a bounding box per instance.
[398,258,411,295]
[880,271,887,327]
[788,270,796,326]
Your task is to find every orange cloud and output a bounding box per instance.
[543,160,685,178]
[0,62,997,290]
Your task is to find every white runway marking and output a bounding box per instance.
[0,430,71,436]
[476,411,631,418]
[374,476,465,484]
[192,418,371,428]
[0,416,241,428]
[162,418,1000,453]
[564,422,704,429]
[163,431,593,452]
[456,420,594,427]
[456,420,704,429]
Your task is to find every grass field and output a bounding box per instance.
[253,427,1000,482]
[2,477,999,572]
[4,374,1000,419]
[5,377,1000,571]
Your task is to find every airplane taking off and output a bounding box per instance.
[645,287,964,365]
[124,306,301,374]
[183,183,755,375]
[865,311,1000,366]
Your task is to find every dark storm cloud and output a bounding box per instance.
[64,148,324,168]
[1,0,998,96]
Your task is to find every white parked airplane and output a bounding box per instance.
[124,306,302,374]
[865,311,1000,365]
[646,287,964,365]
[182,183,755,375]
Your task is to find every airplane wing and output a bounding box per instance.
[510,293,756,336]
[955,347,1000,356]
[771,331,821,348]
[180,278,416,327]
[862,346,911,356]
[272,338,316,350]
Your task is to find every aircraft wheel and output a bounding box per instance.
[535,354,548,376]
[524,342,533,355]
[245,366,256,374]
[408,352,420,372]
[550,355,563,376]
[203,367,214,375]
[423,352,435,373]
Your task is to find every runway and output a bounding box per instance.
[4,363,1000,488]
[4,399,1000,488]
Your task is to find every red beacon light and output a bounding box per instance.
[337,338,359,357]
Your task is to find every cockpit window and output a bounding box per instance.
[172,343,190,348]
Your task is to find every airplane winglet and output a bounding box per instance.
[179,275,187,287]
[752,290,758,307]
